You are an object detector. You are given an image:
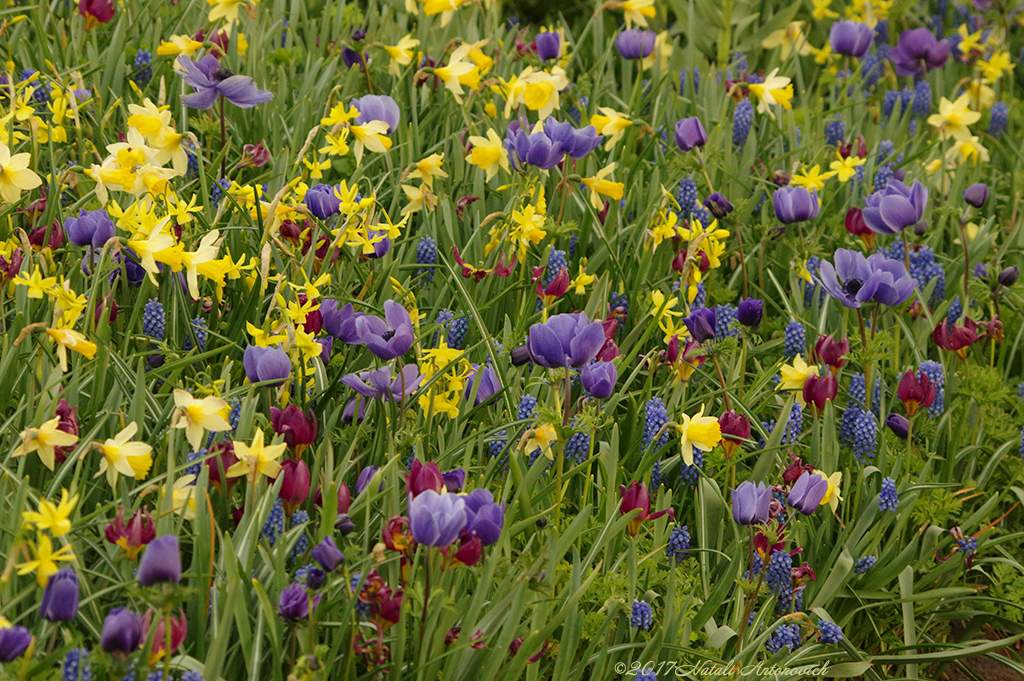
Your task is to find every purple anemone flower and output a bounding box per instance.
[889,29,950,76]
[861,179,928,235]
[355,300,415,360]
[463,489,504,545]
[536,31,561,61]
[829,21,873,57]
[243,345,292,384]
[544,120,602,159]
[342,364,421,401]
[580,361,617,399]
[321,300,365,344]
[773,186,820,223]
[176,55,274,110]
[732,481,771,525]
[615,29,656,59]
[525,312,606,368]
[304,184,341,220]
[350,94,400,133]
[817,249,916,309]
[504,120,563,170]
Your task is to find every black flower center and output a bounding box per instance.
[211,67,235,81]
[843,278,864,296]
[382,330,396,341]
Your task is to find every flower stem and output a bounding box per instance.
[219,96,227,179]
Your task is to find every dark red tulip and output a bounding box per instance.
[896,370,934,417]
[29,221,65,251]
[932,318,978,359]
[79,0,114,29]
[844,206,875,249]
[104,506,156,560]
[53,398,79,464]
[406,459,444,497]
[278,459,311,515]
[382,516,415,554]
[719,410,751,457]
[270,405,318,454]
[782,454,815,485]
[452,535,483,567]
[812,334,849,373]
[206,441,239,494]
[802,374,838,415]
[619,481,674,536]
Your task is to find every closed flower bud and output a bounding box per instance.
[40,568,79,621]
[311,536,345,572]
[736,298,763,328]
[453,535,483,566]
[896,370,935,417]
[101,607,143,654]
[963,182,988,208]
[674,117,707,153]
[536,31,560,61]
[137,535,181,586]
[335,513,356,535]
[718,410,751,457]
[998,266,1018,287]
[580,361,618,399]
[443,469,466,493]
[788,471,830,515]
[683,308,716,344]
[813,334,849,372]
[885,413,910,439]
[278,459,311,514]
[704,192,734,219]
[0,625,31,663]
[802,373,838,414]
[407,459,445,497]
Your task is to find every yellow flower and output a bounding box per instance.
[762,22,811,60]
[12,417,79,471]
[966,79,995,111]
[45,328,98,372]
[523,423,558,460]
[303,157,331,179]
[0,140,42,203]
[927,94,981,142]
[946,136,990,166]
[955,25,982,55]
[156,34,204,59]
[812,0,839,19]
[400,184,436,216]
[814,469,843,512]
[581,163,624,209]
[319,130,350,157]
[227,427,287,481]
[96,422,154,489]
[433,45,475,103]
[179,229,221,300]
[829,153,866,182]
[467,129,509,181]
[809,42,835,66]
[779,354,820,405]
[618,0,655,28]
[747,69,793,119]
[171,389,231,450]
[977,51,1013,82]
[509,205,547,261]
[650,289,684,342]
[206,0,256,27]
[382,34,420,75]
[18,534,74,587]
[642,30,673,71]
[349,120,392,166]
[648,209,683,248]
[570,261,595,295]
[23,489,78,537]
[514,67,569,120]
[422,0,464,26]
[320,103,359,127]
[407,153,449,189]
[11,266,57,299]
[790,164,836,192]
[590,107,632,150]
[168,475,198,520]
[676,405,722,466]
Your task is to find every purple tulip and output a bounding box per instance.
[829,21,873,57]
[504,120,564,170]
[732,481,771,525]
[355,465,379,494]
[615,29,656,59]
[342,364,421,401]
[536,31,561,61]
[443,469,466,493]
[886,413,910,439]
[304,184,341,219]
[464,363,501,405]
[787,471,830,515]
[674,117,707,152]
[356,300,415,360]
[243,345,292,384]
[683,308,717,344]
[963,183,988,208]
[176,55,274,109]
[317,337,332,363]
[861,179,928,235]
[138,535,181,586]
[704,192,733,218]
[279,582,321,622]
[101,607,143,654]
[409,490,467,547]
[351,94,400,133]
[773,186,820,223]
[736,298,763,327]
[0,625,31,662]
[64,209,115,248]
[311,536,345,572]
[580,361,618,399]
[890,28,950,76]
[40,567,79,621]
[544,119,602,159]
[321,300,365,344]
[464,489,504,546]
[817,248,915,309]
[525,312,606,368]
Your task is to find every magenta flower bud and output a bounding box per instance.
[536,31,560,61]
[813,334,850,372]
[101,607,143,654]
[963,183,988,208]
[407,459,445,497]
[40,568,79,621]
[138,535,181,586]
[79,0,114,29]
[896,370,935,417]
[240,141,270,167]
[580,361,618,399]
[788,471,830,515]
[278,459,311,514]
[829,20,873,57]
[719,410,751,457]
[311,536,345,572]
[615,29,656,59]
[674,117,707,152]
[271,404,318,451]
[802,373,838,414]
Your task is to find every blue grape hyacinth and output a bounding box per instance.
[630,599,653,630]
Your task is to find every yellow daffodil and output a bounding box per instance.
[677,405,722,466]
[829,153,866,182]
[779,354,820,404]
[648,209,683,248]
[523,423,558,460]
[320,103,359,127]
[156,34,204,59]
[382,34,420,75]
[18,534,74,587]
[168,474,197,520]
[812,0,839,19]
[422,0,465,26]
[618,0,655,29]
[763,22,811,60]
[11,266,57,298]
[570,261,595,294]
[814,469,843,512]
[349,120,392,166]
[0,141,42,203]
[45,328,98,371]
[927,94,981,142]
[400,184,436,216]
[171,389,231,450]
[790,164,836,192]
[747,69,793,119]
[96,422,154,488]
[206,0,256,27]
[946,136,990,166]
[227,427,287,482]
[642,30,673,71]
[12,417,79,471]
[581,163,624,209]
[319,130,350,157]
[977,51,1013,82]
[433,45,475,103]
[467,129,509,180]
[955,25,982,55]
[590,107,632,150]
[22,489,78,537]
[407,153,448,189]
[509,205,547,261]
